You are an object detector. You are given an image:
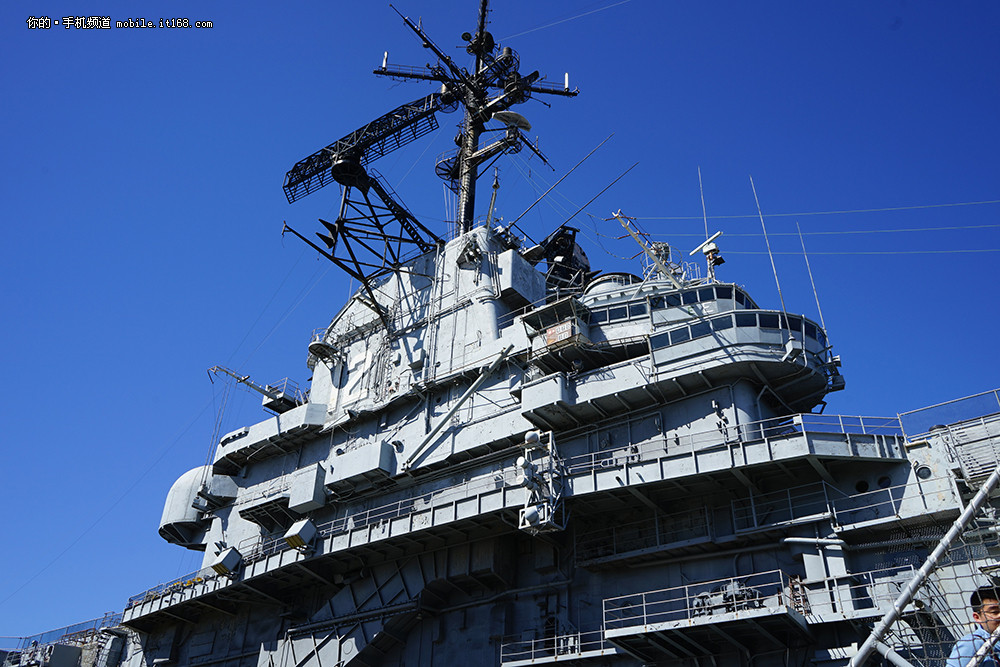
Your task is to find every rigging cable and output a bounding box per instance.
[0,396,218,609]
[797,221,827,331]
[225,246,309,368]
[508,134,614,233]
[727,248,1000,255]
[499,0,633,41]
[634,199,1000,221]
[750,175,788,316]
[238,261,331,369]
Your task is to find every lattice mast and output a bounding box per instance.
[376,0,578,233]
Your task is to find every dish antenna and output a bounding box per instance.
[492,110,532,131]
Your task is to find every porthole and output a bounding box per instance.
[916,465,933,480]
[877,476,892,489]
[855,480,870,493]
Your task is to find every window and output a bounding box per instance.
[736,313,757,327]
[682,291,698,305]
[650,296,664,310]
[759,313,780,329]
[629,303,647,318]
[788,315,802,334]
[665,293,681,307]
[670,328,691,344]
[711,315,733,331]
[591,309,608,324]
[715,286,732,300]
[698,288,714,302]
[650,332,671,349]
[690,321,711,339]
[608,306,627,322]
[804,321,817,340]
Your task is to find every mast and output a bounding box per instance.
[377,0,578,234]
[455,0,490,232]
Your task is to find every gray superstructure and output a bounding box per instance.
[6,4,1000,667]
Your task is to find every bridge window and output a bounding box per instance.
[711,315,733,331]
[690,321,711,339]
[759,313,780,329]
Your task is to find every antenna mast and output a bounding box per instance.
[378,1,578,234]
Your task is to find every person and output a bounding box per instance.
[947,586,1000,667]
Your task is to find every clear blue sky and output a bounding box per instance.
[1,0,998,637]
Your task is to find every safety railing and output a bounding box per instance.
[234,473,292,508]
[265,377,308,404]
[899,388,1000,439]
[603,569,791,631]
[576,506,711,562]
[795,565,918,618]
[125,569,216,609]
[500,629,614,665]
[564,412,903,476]
[731,481,835,532]
[603,564,921,633]
[830,475,955,527]
[1,612,123,650]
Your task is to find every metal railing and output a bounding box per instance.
[603,564,922,634]
[1,612,122,650]
[603,569,792,631]
[899,388,1000,439]
[500,564,923,663]
[233,466,521,565]
[564,412,903,477]
[797,565,918,618]
[265,377,308,404]
[500,629,615,665]
[126,569,216,609]
[234,473,292,508]
[830,475,955,527]
[732,481,835,532]
[576,506,711,562]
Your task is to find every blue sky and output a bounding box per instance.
[1,0,998,637]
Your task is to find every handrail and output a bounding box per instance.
[2,611,123,650]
